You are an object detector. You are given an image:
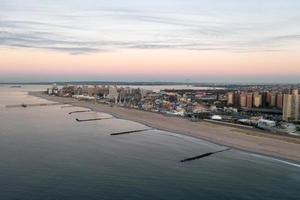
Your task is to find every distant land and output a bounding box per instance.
[1,81,300,89]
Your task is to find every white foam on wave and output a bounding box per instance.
[249,153,300,168]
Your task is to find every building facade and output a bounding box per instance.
[283,89,299,121]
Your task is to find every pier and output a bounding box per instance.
[180,148,231,162]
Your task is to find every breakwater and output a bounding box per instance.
[6,102,69,108]
[69,110,92,115]
[75,118,112,122]
[180,148,231,162]
[110,129,153,136]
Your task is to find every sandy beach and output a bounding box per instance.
[30,91,300,163]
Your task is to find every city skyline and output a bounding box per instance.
[1,0,300,82]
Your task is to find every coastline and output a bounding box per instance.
[29,91,300,164]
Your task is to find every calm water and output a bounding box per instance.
[0,85,299,200]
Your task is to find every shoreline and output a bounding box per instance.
[29,91,300,164]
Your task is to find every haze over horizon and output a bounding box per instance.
[1,0,300,83]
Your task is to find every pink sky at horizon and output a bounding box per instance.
[1,48,300,82]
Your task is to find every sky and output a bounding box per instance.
[0,0,300,83]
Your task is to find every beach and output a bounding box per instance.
[30,91,300,164]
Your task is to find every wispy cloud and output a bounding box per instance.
[0,0,300,54]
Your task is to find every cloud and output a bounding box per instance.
[0,0,300,54]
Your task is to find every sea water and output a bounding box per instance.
[0,85,299,200]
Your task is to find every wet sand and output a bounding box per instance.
[30,92,300,163]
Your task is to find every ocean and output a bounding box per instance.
[0,85,299,200]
